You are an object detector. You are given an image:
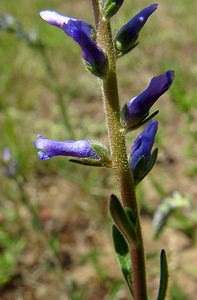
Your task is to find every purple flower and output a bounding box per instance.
[0,148,17,177]
[2,148,12,162]
[122,71,174,129]
[34,135,98,161]
[39,11,108,77]
[101,0,124,18]
[130,120,158,171]
[114,4,158,53]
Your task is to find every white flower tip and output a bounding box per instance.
[34,135,45,149]
[39,10,53,21]
[37,134,45,139]
[39,10,72,27]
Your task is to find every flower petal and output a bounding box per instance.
[34,135,98,161]
[39,10,73,28]
[114,4,158,53]
[39,10,108,77]
[121,71,174,129]
[130,120,158,170]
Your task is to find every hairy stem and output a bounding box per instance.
[91,0,100,28]
[92,3,148,299]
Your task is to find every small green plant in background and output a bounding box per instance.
[0,199,25,285]
[153,192,197,242]
[0,13,74,138]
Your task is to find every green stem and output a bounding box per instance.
[91,0,100,28]
[93,3,148,299]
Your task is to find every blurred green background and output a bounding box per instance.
[0,0,196,299]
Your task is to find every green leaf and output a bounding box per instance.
[133,156,146,184]
[146,148,158,172]
[156,249,168,300]
[133,148,158,185]
[139,110,159,126]
[112,225,133,296]
[125,208,137,225]
[90,141,111,163]
[103,0,124,19]
[69,158,107,167]
[110,194,138,247]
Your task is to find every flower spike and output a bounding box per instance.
[130,121,158,184]
[121,70,175,130]
[114,3,158,55]
[39,10,108,77]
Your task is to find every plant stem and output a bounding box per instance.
[91,0,100,28]
[92,2,148,299]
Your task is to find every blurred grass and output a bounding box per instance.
[0,0,197,299]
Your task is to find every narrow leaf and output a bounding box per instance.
[110,194,138,247]
[69,158,108,167]
[146,148,158,172]
[125,207,137,225]
[132,156,146,184]
[140,110,159,126]
[112,225,133,296]
[157,249,168,300]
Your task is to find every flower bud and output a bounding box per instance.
[130,121,158,183]
[114,4,158,55]
[40,10,108,78]
[121,71,174,130]
[101,0,124,19]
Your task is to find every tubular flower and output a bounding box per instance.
[0,148,17,177]
[121,70,174,129]
[130,120,158,172]
[101,0,124,19]
[114,3,158,54]
[39,10,108,77]
[34,135,98,161]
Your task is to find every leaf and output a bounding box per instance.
[140,110,159,126]
[112,225,133,296]
[133,156,146,184]
[146,148,158,174]
[156,249,168,300]
[90,141,110,161]
[69,158,107,167]
[134,148,158,185]
[110,194,138,247]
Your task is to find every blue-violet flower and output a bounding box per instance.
[39,10,108,77]
[121,70,174,129]
[34,135,98,160]
[0,148,17,177]
[130,120,158,171]
[114,3,158,54]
